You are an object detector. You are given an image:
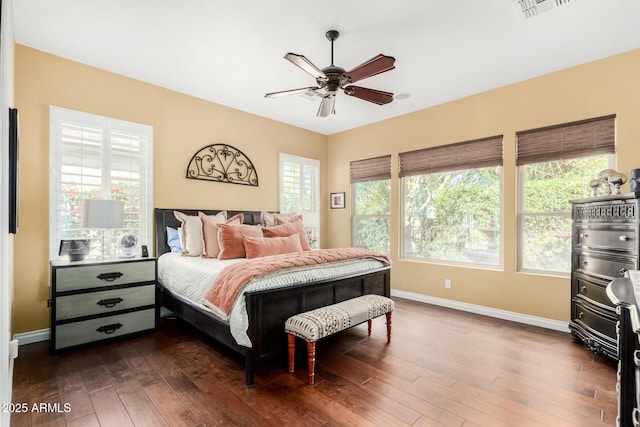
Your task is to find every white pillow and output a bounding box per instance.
[173,210,226,256]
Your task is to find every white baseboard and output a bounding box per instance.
[14,328,50,346]
[391,289,570,333]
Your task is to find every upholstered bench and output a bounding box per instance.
[285,294,394,384]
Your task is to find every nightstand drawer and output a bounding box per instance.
[55,308,155,350]
[56,284,156,321]
[55,260,155,292]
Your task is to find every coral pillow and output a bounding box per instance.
[174,210,226,256]
[218,222,263,260]
[262,221,312,251]
[200,212,243,258]
[243,234,303,259]
[261,211,301,227]
[275,214,303,225]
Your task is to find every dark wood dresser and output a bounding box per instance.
[607,276,640,426]
[570,194,640,359]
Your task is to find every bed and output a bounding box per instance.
[154,208,391,386]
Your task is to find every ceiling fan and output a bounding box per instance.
[265,30,396,117]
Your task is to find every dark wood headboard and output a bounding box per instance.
[154,208,265,256]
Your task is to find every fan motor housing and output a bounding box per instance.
[319,65,347,92]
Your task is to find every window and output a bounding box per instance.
[279,153,320,248]
[400,136,503,267]
[517,115,615,274]
[49,106,153,259]
[351,155,391,254]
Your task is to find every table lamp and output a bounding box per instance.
[83,199,124,259]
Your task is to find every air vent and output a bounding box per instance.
[515,0,574,19]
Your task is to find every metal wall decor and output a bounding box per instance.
[186,144,258,186]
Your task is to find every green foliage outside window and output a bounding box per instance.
[403,167,501,265]
[520,155,609,273]
[353,180,391,253]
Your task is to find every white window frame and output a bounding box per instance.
[279,153,320,247]
[516,154,615,275]
[400,167,504,269]
[351,179,391,254]
[49,106,153,260]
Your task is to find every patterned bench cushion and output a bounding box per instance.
[285,295,394,342]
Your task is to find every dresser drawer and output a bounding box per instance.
[55,284,156,321]
[574,275,614,311]
[576,250,637,281]
[576,226,637,253]
[55,260,155,292]
[55,308,155,350]
[573,300,617,341]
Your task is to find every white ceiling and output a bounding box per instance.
[12,0,640,135]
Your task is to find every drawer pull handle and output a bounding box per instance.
[580,233,587,239]
[97,297,123,308]
[580,285,587,293]
[634,350,640,366]
[96,323,123,335]
[578,311,584,319]
[582,261,588,268]
[97,272,123,282]
[619,235,631,242]
[620,268,628,276]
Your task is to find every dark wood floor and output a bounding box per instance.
[11,297,617,426]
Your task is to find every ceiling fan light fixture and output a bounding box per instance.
[265,29,396,117]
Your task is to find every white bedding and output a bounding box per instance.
[157,252,388,347]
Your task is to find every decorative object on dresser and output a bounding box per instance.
[629,169,640,195]
[117,233,138,258]
[186,144,258,186]
[50,257,158,353]
[58,239,90,262]
[606,273,640,427]
[569,193,639,359]
[83,199,124,259]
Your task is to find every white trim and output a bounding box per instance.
[391,289,569,333]
[14,329,50,346]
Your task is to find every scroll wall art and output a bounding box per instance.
[186,144,259,186]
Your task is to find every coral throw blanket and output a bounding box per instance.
[202,248,390,318]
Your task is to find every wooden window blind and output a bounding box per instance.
[516,115,616,166]
[350,155,392,183]
[398,135,503,178]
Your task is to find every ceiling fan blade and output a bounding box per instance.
[265,87,320,98]
[317,95,335,117]
[344,54,395,84]
[343,86,394,105]
[285,53,327,80]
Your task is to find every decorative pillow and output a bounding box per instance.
[166,227,182,253]
[262,221,312,251]
[261,211,300,227]
[275,214,303,225]
[173,210,226,256]
[243,234,303,259]
[200,212,243,258]
[218,222,263,260]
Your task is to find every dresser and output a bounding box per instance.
[51,257,158,352]
[570,194,640,359]
[607,275,640,427]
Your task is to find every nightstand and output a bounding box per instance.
[50,257,158,353]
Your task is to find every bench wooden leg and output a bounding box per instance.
[367,319,372,336]
[386,311,392,343]
[307,341,316,384]
[287,333,295,373]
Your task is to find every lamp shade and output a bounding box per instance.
[83,199,124,229]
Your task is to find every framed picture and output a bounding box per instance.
[330,192,345,209]
[59,239,91,262]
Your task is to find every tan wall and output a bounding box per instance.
[327,48,640,321]
[13,45,327,334]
